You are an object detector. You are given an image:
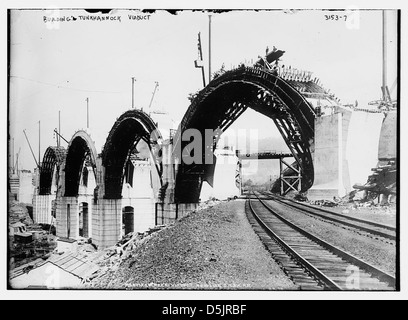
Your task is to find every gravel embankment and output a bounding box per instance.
[264,200,396,275]
[88,200,296,290]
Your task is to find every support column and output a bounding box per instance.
[93,198,122,249]
[88,201,93,239]
[309,109,352,200]
[56,196,78,239]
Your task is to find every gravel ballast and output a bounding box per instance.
[313,202,396,227]
[264,199,396,275]
[88,200,297,290]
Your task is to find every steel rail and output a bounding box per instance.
[255,193,396,288]
[263,192,396,240]
[248,198,341,290]
[266,191,395,231]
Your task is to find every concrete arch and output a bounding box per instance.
[102,109,162,199]
[173,66,316,203]
[39,146,66,195]
[64,130,100,197]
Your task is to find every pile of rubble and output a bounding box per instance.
[292,161,397,210]
[196,198,221,211]
[9,232,57,269]
[8,201,57,269]
[352,161,396,205]
[9,201,33,225]
[86,225,168,286]
[88,200,296,290]
[77,200,219,286]
[307,188,396,209]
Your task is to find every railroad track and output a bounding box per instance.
[246,195,396,290]
[261,191,396,242]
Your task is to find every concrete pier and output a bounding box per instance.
[308,110,351,200]
[93,198,122,248]
[56,196,78,239]
[309,108,386,200]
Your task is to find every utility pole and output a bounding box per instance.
[208,15,212,83]
[58,110,61,147]
[86,98,89,129]
[38,120,41,167]
[15,148,20,173]
[11,137,14,174]
[382,10,387,101]
[382,10,390,102]
[131,77,136,108]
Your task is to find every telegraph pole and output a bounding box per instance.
[15,148,20,173]
[131,77,136,108]
[38,120,41,167]
[12,137,14,174]
[382,10,389,102]
[208,15,212,83]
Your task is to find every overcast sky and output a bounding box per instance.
[8,9,398,171]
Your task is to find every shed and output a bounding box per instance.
[9,261,82,289]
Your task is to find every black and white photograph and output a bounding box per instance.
[4,3,404,300]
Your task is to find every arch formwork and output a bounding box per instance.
[173,66,316,203]
[94,109,163,248]
[101,109,162,199]
[39,146,66,195]
[56,130,101,241]
[33,146,66,224]
[64,130,101,197]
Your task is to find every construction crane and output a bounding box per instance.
[54,128,69,144]
[148,81,169,116]
[23,129,39,169]
[148,81,159,113]
[194,32,206,87]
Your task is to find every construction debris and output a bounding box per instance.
[87,225,169,285]
[9,201,33,225]
[304,161,396,212]
[310,199,338,207]
[88,200,296,290]
[293,193,308,202]
[353,161,396,205]
[8,200,57,269]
